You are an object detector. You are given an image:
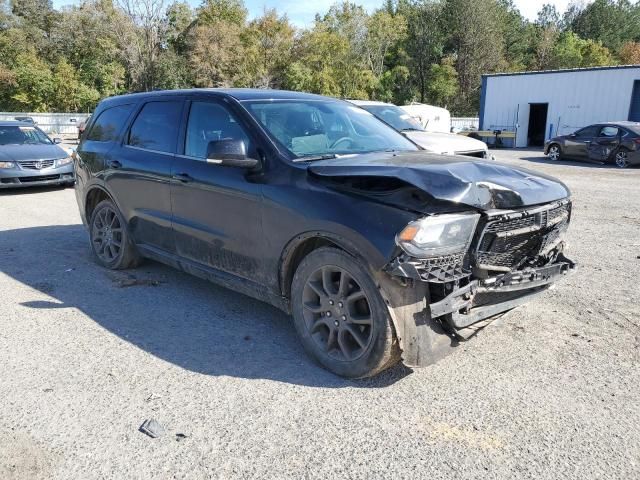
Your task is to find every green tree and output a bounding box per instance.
[549,31,615,69]
[443,0,507,114]
[536,3,561,28]
[197,0,246,25]
[398,0,446,103]
[9,51,54,111]
[426,58,459,107]
[242,9,294,88]
[569,0,640,52]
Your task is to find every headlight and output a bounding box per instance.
[396,213,480,258]
[0,161,15,169]
[56,156,73,167]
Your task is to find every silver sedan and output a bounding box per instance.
[0,121,75,189]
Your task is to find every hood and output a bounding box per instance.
[308,151,570,210]
[0,144,68,162]
[404,131,488,154]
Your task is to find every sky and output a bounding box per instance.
[51,0,581,27]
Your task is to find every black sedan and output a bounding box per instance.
[545,122,640,168]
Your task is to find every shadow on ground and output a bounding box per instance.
[0,224,412,388]
[0,184,72,196]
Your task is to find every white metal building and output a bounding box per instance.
[479,65,640,148]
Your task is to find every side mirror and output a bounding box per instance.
[569,133,576,138]
[206,139,259,169]
[53,138,62,144]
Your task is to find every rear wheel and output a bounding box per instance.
[614,148,630,168]
[547,144,562,161]
[291,247,399,378]
[89,199,141,269]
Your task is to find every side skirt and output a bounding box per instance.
[136,244,290,313]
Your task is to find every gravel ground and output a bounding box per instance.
[0,149,639,480]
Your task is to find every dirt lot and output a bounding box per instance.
[1,149,639,479]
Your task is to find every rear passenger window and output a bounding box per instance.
[599,126,619,137]
[85,104,133,142]
[127,101,182,153]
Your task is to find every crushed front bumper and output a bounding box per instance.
[429,254,575,330]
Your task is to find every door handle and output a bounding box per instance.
[172,173,192,183]
[107,160,122,169]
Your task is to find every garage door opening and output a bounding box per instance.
[527,103,548,147]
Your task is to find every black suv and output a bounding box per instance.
[75,89,575,378]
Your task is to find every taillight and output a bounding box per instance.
[634,138,640,145]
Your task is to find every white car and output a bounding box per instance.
[349,100,492,159]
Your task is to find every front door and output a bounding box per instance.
[170,99,264,282]
[106,99,184,252]
[564,125,599,159]
[588,125,621,162]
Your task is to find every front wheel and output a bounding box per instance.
[547,144,562,161]
[291,247,400,378]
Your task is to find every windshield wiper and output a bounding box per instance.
[292,154,338,163]
[400,128,423,132]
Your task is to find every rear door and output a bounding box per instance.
[170,98,265,282]
[106,98,184,252]
[564,125,599,158]
[587,125,621,162]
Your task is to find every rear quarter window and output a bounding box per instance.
[85,104,133,142]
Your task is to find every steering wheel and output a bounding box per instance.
[329,137,354,150]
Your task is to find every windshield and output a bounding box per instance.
[243,100,418,158]
[0,125,52,146]
[360,104,424,132]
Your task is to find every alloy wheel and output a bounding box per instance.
[548,145,560,161]
[301,265,374,361]
[91,206,123,263]
[615,150,629,168]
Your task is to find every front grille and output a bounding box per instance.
[457,150,486,159]
[475,201,571,271]
[19,159,55,170]
[18,174,60,183]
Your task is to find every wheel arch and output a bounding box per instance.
[547,142,562,156]
[84,185,114,222]
[279,231,383,301]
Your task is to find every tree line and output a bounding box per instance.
[1,0,639,115]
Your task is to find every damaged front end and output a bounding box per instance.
[385,198,576,365]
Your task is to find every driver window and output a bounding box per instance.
[575,126,599,138]
[185,102,251,159]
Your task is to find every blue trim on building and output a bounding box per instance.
[629,80,640,122]
[482,64,640,79]
[479,76,487,130]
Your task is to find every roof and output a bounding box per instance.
[602,121,640,126]
[101,88,336,106]
[347,100,390,106]
[0,120,35,126]
[483,64,640,79]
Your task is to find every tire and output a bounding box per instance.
[89,199,141,269]
[547,144,562,161]
[291,247,400,378]
[613,148,630,168]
